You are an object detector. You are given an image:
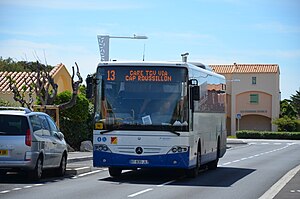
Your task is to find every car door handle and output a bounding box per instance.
[52,142,57,145]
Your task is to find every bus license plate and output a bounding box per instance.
[0,150,8,156]
[130,160,149,164]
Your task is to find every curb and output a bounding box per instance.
[66,153,93,175]
[67,156,93,164]
[66,166,92,176]
[227,138,247,145]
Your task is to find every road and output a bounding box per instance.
[1,139,300,199]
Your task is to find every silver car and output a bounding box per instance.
[0,107,68,180]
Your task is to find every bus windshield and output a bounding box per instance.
[94,66,189,132]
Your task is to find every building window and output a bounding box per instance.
[250,94,259,104]
[252,77,257,85]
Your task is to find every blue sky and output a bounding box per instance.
[0,0,299,99]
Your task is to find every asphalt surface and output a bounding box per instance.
[66,139,300,199]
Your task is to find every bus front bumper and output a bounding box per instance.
[93,151,190,169]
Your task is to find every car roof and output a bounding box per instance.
[0,107,48,117]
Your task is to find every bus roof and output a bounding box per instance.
[97,61,225,79]
[97,61,188,67]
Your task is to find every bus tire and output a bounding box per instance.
[208,138,220,170]
[186,144,201,178]
[109,167,122,177]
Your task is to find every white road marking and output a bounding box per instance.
[33,184,44,187]
[0,190,11,194]
[77,170,102,177]
[156,180,176,187]
[128,188,153,198]
[259,164,300,199]
[12,188,22,191]
[127,179,178,198]
[223,162,232,165]
[221,143,295,167]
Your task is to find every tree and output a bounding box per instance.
[290,90,300,118]
[6,60,82,111]
[273,99,298,132]
[273,116,297,132]
[280,99,297,118]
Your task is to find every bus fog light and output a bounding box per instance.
[102,159,107,163]
[103,145,108,151]
[172,147,177,153]
[177,147,182,153]
[173,160,177,164]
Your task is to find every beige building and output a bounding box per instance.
[210,63,280,135]
[0,63,72,106]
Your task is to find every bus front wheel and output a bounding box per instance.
[109,167,122,177]
[186,150,200,178]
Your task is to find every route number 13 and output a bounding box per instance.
[107,70,116,81]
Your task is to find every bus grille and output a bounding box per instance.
[116,147,161,154]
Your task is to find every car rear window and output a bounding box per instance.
[0,115,29,135]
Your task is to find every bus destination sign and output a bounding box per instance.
[106,69,173,82]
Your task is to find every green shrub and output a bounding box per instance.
[272,116,297,132]
[236,130,300,140]
[55,91,93,150]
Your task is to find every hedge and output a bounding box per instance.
[236,130,300,140]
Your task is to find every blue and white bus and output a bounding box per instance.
[87,61,227,178]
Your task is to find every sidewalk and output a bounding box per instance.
[66,151,93,175]
[67,151,93,163]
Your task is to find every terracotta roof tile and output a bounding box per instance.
[0,64,63,92]
[210,64,279,74]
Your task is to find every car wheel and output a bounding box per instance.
[57,154,67,177]
[31,157,43,180]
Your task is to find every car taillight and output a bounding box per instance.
[25,129,32,146]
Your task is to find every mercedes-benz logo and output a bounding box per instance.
[135,147,143,154]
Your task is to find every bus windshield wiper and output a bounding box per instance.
[168,130,180,136]
[100,130,114,134]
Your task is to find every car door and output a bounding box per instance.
[46,116,64,167]
[38,115,57,168]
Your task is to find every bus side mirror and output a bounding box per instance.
[191,86,200,101]
[86,75,94,99]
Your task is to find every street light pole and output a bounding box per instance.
[97,34,148,61]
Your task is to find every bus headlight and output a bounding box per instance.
[168,146,188,154]
[94,144,111,152]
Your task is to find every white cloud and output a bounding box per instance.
[253,22,300,34]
